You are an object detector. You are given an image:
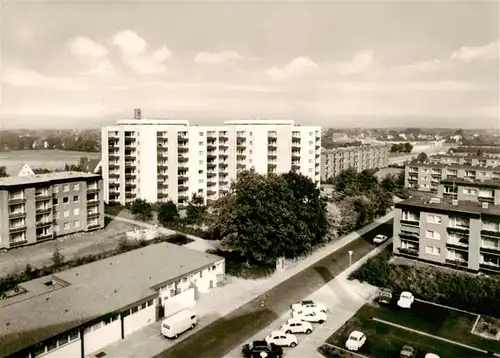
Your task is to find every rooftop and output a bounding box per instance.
[396,197,500,217]
[0,243,223,357]
[406,161,500,170]
[0,171,101,188]
[116,118,190,126]
[224,119,296,126]
[440,178,500,189]
[322,144,388,154]
[432,154,500,161]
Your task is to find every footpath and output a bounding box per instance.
[88,211,394,358]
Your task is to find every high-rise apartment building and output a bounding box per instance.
[393,179,500,274]
[0,172,104,250]
[320,144,389,181]
[101,114,321,206]
[404,163,500,192]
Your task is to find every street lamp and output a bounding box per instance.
[348,250,353,267]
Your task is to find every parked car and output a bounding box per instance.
[373,234,389,245]
[291,300,327,313]
[265,330,298,347]
[397,291,415,309]
[378,288,393,305]
[400,345,417,358]
[424,354,440,358]
[280,318,314,334]
[160,309,198,339]
[241,340,283,358]
[345,330,366,351]
[292,309,327,324]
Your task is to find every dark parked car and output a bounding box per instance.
[242,340,284,358]
[400,345,417,358]
[378,288,393,305]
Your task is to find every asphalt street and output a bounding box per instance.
[155,219,393,358]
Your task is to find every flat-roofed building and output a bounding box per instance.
[393,180,500,274]
[320,144,389,181]
[0,172,104,250]
[0,243,225,358]
[404,163,500,192]
[429,154,500,167]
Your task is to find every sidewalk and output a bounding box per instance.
[89,212,393,358]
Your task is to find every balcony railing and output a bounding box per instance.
[447,226,470,234]
[400,219,420,227]
[9,211,26,219]
[398,248,419,257]
[9,240,28,248]
[446,242,469,251]
[35,193,51,201]
[87,223,100,230]
[479,196,495,203]
[9,225,27,233]
[36,233,53,241]
[399,231,419,241]
[481,229,500,238]
[36,207,52,214]
[445,259,469,268]
[36,220,52,227]
[479,263,500,273]
[8,196,26,205]
[87,211,100,218]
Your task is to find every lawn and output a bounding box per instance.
[321,303,495,358]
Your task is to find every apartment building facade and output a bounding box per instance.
[404,163,500,192]
[320,144,389,181]
[101,114,321,206]
[393,180,500,273]
[430,154,500,167]
[0,172,104,250]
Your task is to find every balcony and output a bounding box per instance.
[268,163,277,169]
[397,247,419,257]
[292,152,300,159]
[399,231,419,242]
[480,263,500,273]
[87,197,99,205]
[9,211,26,219]
[447,226,469,234]
[36,233,53,242]
[158,172,169,178]
[177,136,189,144]
[9,240,28,248]
[400,219,420,227]
[87,186,99,194]
[445,259,468,269]
[207,142,217,150]
[207,171,217,178]
[207,152,217,160]
[178,146,189,154]
[87,223,100,230]
[178,184,189,191]
[219,153,228,159]
[125,172,137,179]
[219,162,228,168]
[207,162,216,169]
[87,211,100,218]
[158,162,168,168]
[109,172,120,178]
[236,154,246,160]
[207,189,217,196]
[124,154,136,160]
[268,142,277,149]
[157,181,168,188]
[36,220,52,228]
[219,144,228,150]
[480,245,500,255]
[9,225,27,233]
[446,241,469,252]
[36,206,52,214]
[408,177,418,182]
[481,230,500,238]
[219,180,229,186]
[109,152,119,158]
[237,163,246,169]
[124,162,136,168]
[8,196,26,205]
[158,192,169,199]
[178,156,189,164]
[479,196,495,204]
[207,181,217,187]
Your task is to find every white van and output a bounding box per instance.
[161,309,198,339]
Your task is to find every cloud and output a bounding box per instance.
[194,51,253,65]
[336,50,374,75]
[3,69,90,90]
[322,80,486,92]
[80,60,116,76]
[265,57,318,82]
[3,105,108,118]
[68,36,108,59]
[112,30,172,75]
[451,39,499,62]
[394,59,442,74]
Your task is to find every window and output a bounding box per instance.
[427,215,442,224]
[131,306,139,314]
[64,222,70,230]
[309,141,313,145]
[74,220,80,228]
[53,198,59,205]
[309,159,313,163]
[198,170,203,174]
[64,210,70,218]
[199,179,204,184]
[463,188,477,195]
[309,150,313,154]
[426,230,440,240]
[73,208,80,216]
[199,160,203,165]
[199,151,204,155]
[63,197,69,204]
[73,195,79,202]
[148,299,154,306]
[63,184,69,192]
[309,132,313,136]
[198,141,204,145]
[73,183,79,191]
[199,132,204,136]
[141,302,147,309]
[309,168,313,172]
[425,246,441,255]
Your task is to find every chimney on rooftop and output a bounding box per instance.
[134,108,142,120]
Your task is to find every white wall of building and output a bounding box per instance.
[124,303,156,337]
[43,340,81,358]
[84,319,121,355]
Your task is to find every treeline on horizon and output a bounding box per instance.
[0,130,100,153]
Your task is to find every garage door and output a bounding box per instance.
[163,288,196,317]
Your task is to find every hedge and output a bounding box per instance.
[0,233,190,299]
[349,246,500,318]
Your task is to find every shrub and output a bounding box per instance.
[206,248,276,279]
[349,247,500,318]
[51,250,65,267]
[165,234,194,246]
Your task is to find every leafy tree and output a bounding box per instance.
[130,199,153,221]
[416,152,429,163]
[51,249,65,267]
[0,166,8,177]
[157,201,179,224]
[33,168,53,174]
[210,170,327,264]
[185,194,206,225]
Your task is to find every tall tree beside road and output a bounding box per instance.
[130,199,153,222]
[210,170,328,264]
[185,193,206,225]
[0,166,8,177]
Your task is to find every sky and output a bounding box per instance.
[1,0,499,129]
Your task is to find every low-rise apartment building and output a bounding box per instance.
[393,180,500,274]
[320,144,389,181]
[404,163,500,192]
[429,154,500,167]
[0,172,104,250]
[0,243,225,358]
[102,111,321,206]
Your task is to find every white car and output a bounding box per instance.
[424,354,440,358]
[280,318,314,335]
[265,330,298,348]
[345,330,366,351]
[373,234,389,245]
[292,309,327,324]
[291,300,327,313]
[397,291,415,309]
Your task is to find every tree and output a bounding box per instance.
[210,170,327,264]
[130,199,153,221]
[185,194,206,225]
[157,201,179,224]
[416,152,429,163]
[33,168,53,174]
[0,166,8,178]
[51,249,65,267]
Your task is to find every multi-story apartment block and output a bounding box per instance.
[320,144,389,181]
[102,112,321,206]
[404,163,500,192]
[429,154,500,167]
[393,179,500,274]
[0,172,104,250]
